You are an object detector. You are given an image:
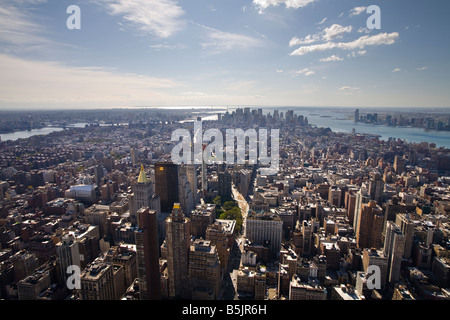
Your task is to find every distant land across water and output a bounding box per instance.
[0,107,449,149]
[189,106,450,149]
[289,107,450,149]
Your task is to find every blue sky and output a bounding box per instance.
[0,0,449,109]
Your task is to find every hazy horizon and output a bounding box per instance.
[1,105,450,112]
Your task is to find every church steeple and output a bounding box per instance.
[137,164,148,184]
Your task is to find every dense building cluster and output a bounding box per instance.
[354,108,450,132]
[0,108,449,301]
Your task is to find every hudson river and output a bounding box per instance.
[263,107,450,149]
[1,108,449,149]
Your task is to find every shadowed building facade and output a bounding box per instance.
[155,161,179,213]
[356,200,384,250]
[165,203,191,299]
[135,207,160,300]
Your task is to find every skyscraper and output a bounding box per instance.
[362,248,389,291]
[132,164,160,224]
[393,155,405,174]
[301,220,313,258]
[328,185,342,208]
[354,108,360,123]
[189,239,222,300]
[383,197,406,237]
[56,234,81,285]
[186,164,198,204]
[135,207,161,300]
[383,221,406,283]
[155,161,179,213]
[353,188,370,233]
[218,171,232,201]
[206,221,230,274]
[395,213,415,260]
[245,211,283,258]
[368,172,384,205]
[165,203,191,299]
[356,200,384,249]
[201,144,208,195]
[346,192,357,226]
[178,165,195,215]
[79,257,115,300]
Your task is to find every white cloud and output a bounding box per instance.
[189,21,263,54]
[149,43,176,50]
[11,0,48,3]
[290,24,352,47]
[317,17,327,25]
[99,0,185,38]
[0,54,180,106]
[180,91,206,96]
[416,66,428,71]
[338,86,360,95]
[349,6,367,16]
[0,1,82,56]
[149,42,187,51]
[295,68,315,76]
[339,86,359,91]
[290,32,399,56]
[0,3,46,47]
[320,55,343,62]
[201,29,263,54]
[347,50,367,58]
[322,24,352,41]
[358,27,371,34]
[253,0,318,12]
[289,34,320,47]
[392,68,401,72]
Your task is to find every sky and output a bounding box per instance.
[0,0,449,110]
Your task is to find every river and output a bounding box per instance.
[0,127,66,142]
[1,108,449,148]
[0,122,110,142]
[298,108,450,149]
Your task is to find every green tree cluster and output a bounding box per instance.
[211,196,243,233]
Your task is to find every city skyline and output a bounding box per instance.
[1,0,450,110]
[0,107,449,304]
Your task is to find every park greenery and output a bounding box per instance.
[212,195,243,233]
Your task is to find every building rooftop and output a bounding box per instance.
[81,261,110,280]
[215,219,236,233]
[137,164,148,184]
[334,284,362,300]
[191,239,216,253]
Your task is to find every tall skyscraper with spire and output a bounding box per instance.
[132,164,160,225]
[165,203,191,299]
